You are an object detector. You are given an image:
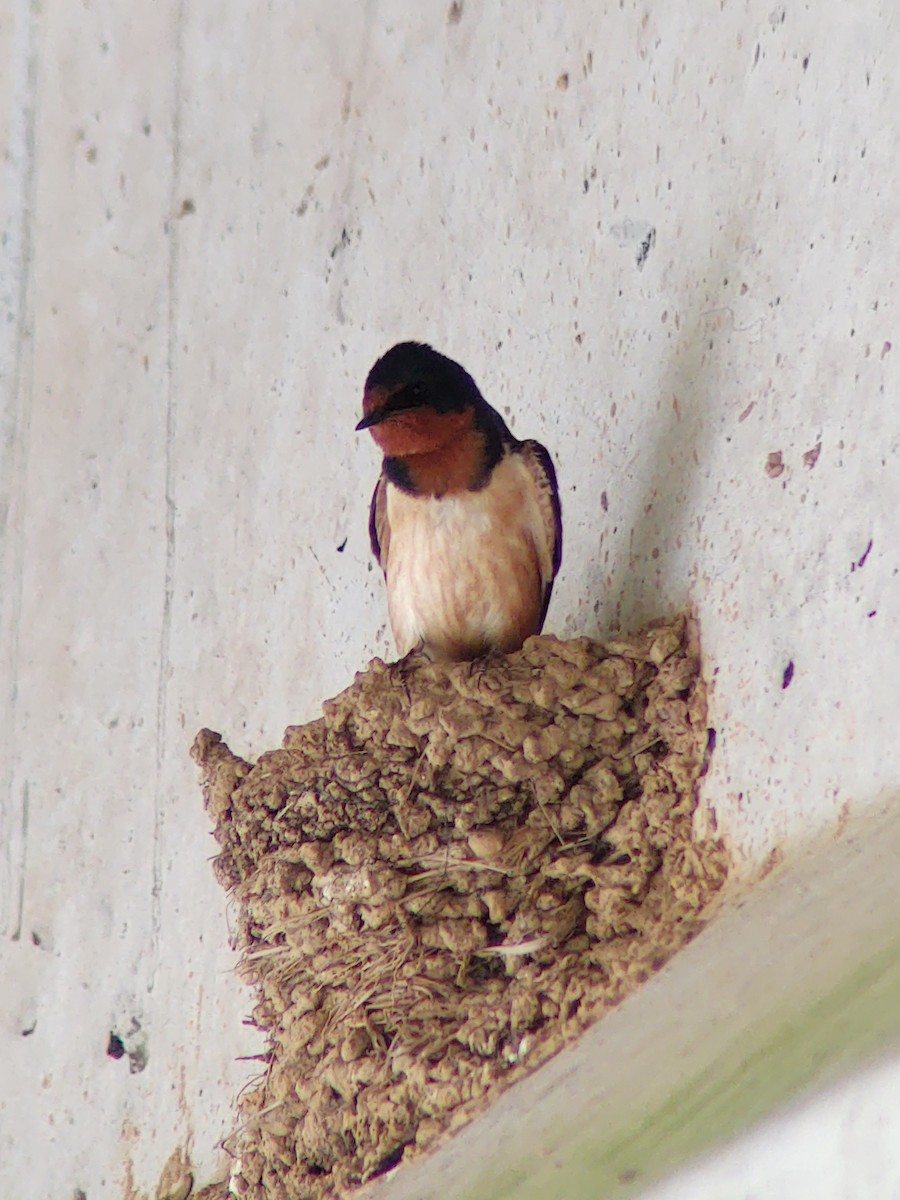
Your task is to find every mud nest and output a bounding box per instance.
[193,615,728,1200]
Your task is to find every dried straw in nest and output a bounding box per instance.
[192,616,728,1200]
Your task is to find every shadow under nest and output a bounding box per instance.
[192,614,728,1200]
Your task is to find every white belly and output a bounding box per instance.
[384,454,549,660]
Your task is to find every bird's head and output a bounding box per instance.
[356,342,482,458]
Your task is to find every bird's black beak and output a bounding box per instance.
[355,410,383,432]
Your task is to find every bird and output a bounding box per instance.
[356,341,562,662]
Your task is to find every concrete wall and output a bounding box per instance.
[2,1,898,1196]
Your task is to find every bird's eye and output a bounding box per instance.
[408,381,426,400]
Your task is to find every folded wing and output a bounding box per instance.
[368,474,390,572]
[518,440,562,628]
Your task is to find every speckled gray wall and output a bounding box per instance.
[1,1,898,1194]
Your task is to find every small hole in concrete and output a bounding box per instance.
[106,1032,126,1060]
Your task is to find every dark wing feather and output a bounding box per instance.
[519,440,562,628]
[368,474,390,573]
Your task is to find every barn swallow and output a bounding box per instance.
[356,341,562,661]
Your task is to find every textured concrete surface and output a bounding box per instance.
[2,0,898,1196]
